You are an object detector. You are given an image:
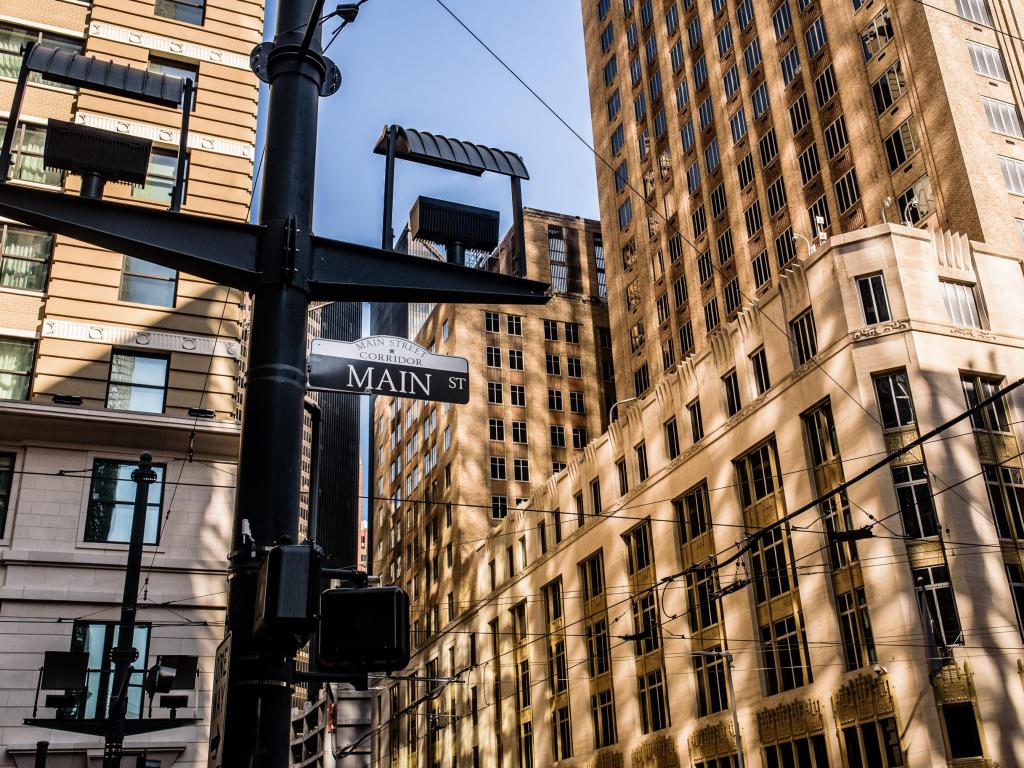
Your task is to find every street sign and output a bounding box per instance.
[207,632,231,768]
[308,336,469,404]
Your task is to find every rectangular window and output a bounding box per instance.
[513,458,530,483]
[118,256,179,308]
[753,82,771,119]
[717,229,734,264]
[760,613,811,694]
[1008,564,1024,640]
[813,64,837,107]
[487,382,503,404]
[693,649,728,716]
[106,352,168,413]
[893,463,939,538]
[548,389,563,412]
[149,56,198,109]
[0,337,34,401]
[914,564,963,649]
[873,60,907,114]
[543,319,558,341]
[737,154,755,189]
[688,399,704,441]
[834,169,861,214]
[570,391,586,414]
[85,459,165,544]
[723,369,741,416]
[0,452,12,535]
[1,225,52,292]
[486,346,501,368]
[743,37,763,74]
[885,119,919,170]
[491,495,508,519]
[790,310,817,365]
[772,1,792,40]
[0,24,82,88]
[824,115,850,159]
[546,354,561,376]
[711,183,728,219]
[780,46,801,85]
[132,149,185,205]
[698,96,714,130]
[550,425,566,448]
[633,363,650,395]
[679,321,694,356]
[775,227,797,268]
[155,0,205,24]
[70,621,151,719]
[962,372,1012,433]
[798,144,821,185]
[753,249,771,289]
[874,370,915,429]
[767,177,788,217]
[759,128,779,166]
[789,93,810,134]
[601,22,615,53]
[637,669,670,733]
[510,384,526,407]
[861,8,894,62]
[591,689,617,748]
[508,349,524,370]
[983,464,1024,540]
[968,41,1007,79]
[704,297,720,332]
[744,200,764,237]
[1000,155,1024,194]
[634,441,649,482]
[490,456,506,481]
[488,418,505,442]
[724,277,741,315]
[612,125,625,155]
[604,55,618,86]
[804,16,827,58]
[941,280,982,328]
[837,588,877,672]
[694,54,708,90]
[618,198,634,229]
[0,120,63,186]
[724,64,740,99]
[751,347,770,394]
[955,0,992,24]
[485,311,500,332]
[857,273,892,324]
[573,427,589,450]
[730,107,747,144]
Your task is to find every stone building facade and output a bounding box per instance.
[0,0,262,761]
[375,224,1024,768]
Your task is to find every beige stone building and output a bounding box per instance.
[370,208,614,671]
[0,0,261,761]
[580,0,1024,406]
[376,223,1024,768]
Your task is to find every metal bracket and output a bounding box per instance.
[250,43,341,97]
[283,215,298,283]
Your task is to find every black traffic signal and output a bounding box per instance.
[317,586,409,673]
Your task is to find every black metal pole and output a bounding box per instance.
[221,0,326,761]
[33,741,48,768]
[170,79,193,213]
[381,124,398,251]
[510,176,526,277]
[0,43,33,183]
[103,452,157,768]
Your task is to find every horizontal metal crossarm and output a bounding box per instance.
[309,236,550,304]
[0,184,262,289]
[24,717,200,736]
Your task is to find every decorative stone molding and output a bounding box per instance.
[678,357,699,404]
[852,321,909,340]
[736,304,764,352]
[654,371,678,418]
[708,325,735,375]
[584,750,624,768]
[949,326,996,341]
[933,661,975,705]
[631,733,680,768]
[832,674,897,726]
[688,720,736,761]
[42,319,241,358]
[88,22,252,70]
[778,260,811,317]
[757,698,824,745]
[75,112,255,159]
[584,440,600,468]
[608,418,624,454]
[932,229,974,280]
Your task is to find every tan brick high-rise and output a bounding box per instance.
[0,0,261,761]
[581,0,1024,402]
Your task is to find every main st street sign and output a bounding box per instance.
[309,335,469,404]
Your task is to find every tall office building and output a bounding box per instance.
[370,208,614,653]
[581,0,1024,401]
[376,221,1024,768]
[0,0,261,762]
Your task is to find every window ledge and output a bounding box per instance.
[0,286,45,298]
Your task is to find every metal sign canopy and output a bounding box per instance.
[309,336,469,404]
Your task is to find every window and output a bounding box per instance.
[693,649,728,716]
[804,16,827,58]
[737,154,755,189]
[760,613,811,694]
[673,275,688,307]
[106,352,168,413]
[491,495,508,519]
[489,456,506,481]
[645,33,657,65]
[857,274,891,324]
[750,348,770,394]
[968,41,1007,79]
[914,564,963,649]
[723,65,740,99]
[711,184,727,218]
[1,24,82,87]
[962,373,1012,433]
[744,200,763,237]
[753,249,771,289]
[570,391,586,414]
[940,702,984,760]
[508,349,524,371]
[767,177,788,217]
[775,228,797,268]
[543,319,558,341]
[590,478,603,516]
[664,418,680,459]
[0,225,52,292]
[743,38,763,75]
[780,46,801,85]
[484,311,500,332]
[688,399,704,441]
[637,669,670,733]
[729,108,747,144]
[704,297,720,332]
[724,278,741,315]
[790,310,817,365]
[0,337,34,400]
[489,418,505,441]
[893,464,939,539]
[758,128,779,166]
[716,23,733,56]
[552,705,572,760]
[823,115,849,159]
[630,320,646,352]
[941,280,982,328]
[885,119,919,170]
[1008,564,1024,640]
[550,425,566,448]
[772,1,792,39]
[546,354,561,376]
[716,230,733,264]
[705,137,721,173]
[513,458,530,483]
[873,60,906,113]
[688,15,702,48]
[0,120,62,186]
[119,257,177,307]
[873,370,915,429]
[687,162,702,194]
[764,735,830,767]
[1000,155,1024,194]
[634,92,647,121]
[85,459,165,544]
[618,198,634,230]
[860,8,894,61]
[955,0,992,25]
[679,321,694,356]
[834,169,861,214]
[591,689,617,748]
[723,370,741,416]
[691,202,706,236]
[983,464,1024,540]
[694,55,708,90]
[573,427,589,450]
[612,125,625,155]
[511,421,527,444]
[752,82,770,118]
[634,441,649,482]
[675,80,690,111]
[797,144,821,187]
[698,96,714,130]
[813,64,837,107]
[148,56,198,108]
[548,388,563,411]
[789,93,810,134]
[836,588,878,672]
[69,621,151,719]
[486,346,502,368]
[649,71,662,102]
[0,452,13,535]
[601,22,615,53]
[604,55,618,87]
[617,458,629,496]
[487,382,503,404]
[510,384,526,407]
[132,149,185,205]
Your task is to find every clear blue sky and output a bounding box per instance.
[258,0,601,245]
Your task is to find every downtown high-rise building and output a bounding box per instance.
[0,0,262,763]
[583,0,1024,402]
